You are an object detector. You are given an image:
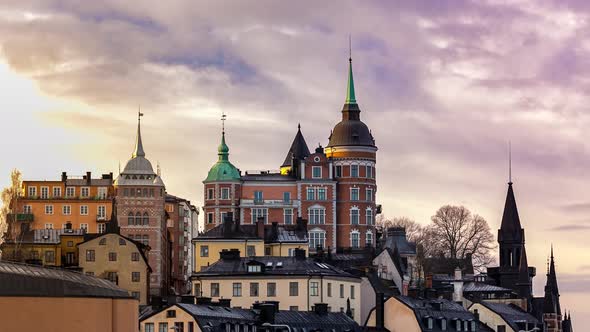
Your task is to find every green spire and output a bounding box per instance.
[345,58,356,104]
[218,131,229,161]
[204,130,241,183]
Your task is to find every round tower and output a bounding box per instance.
[325,56,377,250]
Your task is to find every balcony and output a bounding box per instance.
[8,213,34,222]
[96,215,107,222]
[240,199,299,207]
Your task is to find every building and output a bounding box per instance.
[10,171,114,234]
[468,301,540,332]
[78,230,151,305]
[0,260,138,332]
[166,194,197,295]
[139,300,360,332]
[114,113,168,296]
[379,227,417,280]
[193,214,308,271]
[0,228,85,267]
[191,248,362,323]
[203,56,378,253]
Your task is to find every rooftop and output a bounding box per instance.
[476,301,539,332]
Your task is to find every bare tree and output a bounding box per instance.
[429,205,496,271]
[0,169,22,251]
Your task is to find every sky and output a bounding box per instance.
[0,0,588,328]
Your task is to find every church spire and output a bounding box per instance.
[218,113,230,162]
[132,108,145,158]
[546,245,561,314]
[345,57,356,104]
[499,147,523,239]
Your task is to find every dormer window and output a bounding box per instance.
[427,317,433,330]
[456,319,462,331]
[247,264,262,273]
[440,318,447,331]
[312,166,322,178]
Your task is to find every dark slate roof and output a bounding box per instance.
[499,183,523,240]
[381,228,417,256]
[281,125,311,167]
[3,228,85,245]
[195,223,261,240]
[0,261,131,298]
[477,302,539,332]
[275,310,360,332]
[366,271,399,297]
[195,223,307,243]
[241,172,296,181]
[194,256,357,279]
[327,104,375,148]
[385,247,406,276]
[462,282,512,293]
[395,296,476,332]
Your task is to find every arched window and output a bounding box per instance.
[366,230,373,247]
[128,212,134,225]
[135,212,141,226]
[142,188,148,197]
[350,207,359,225]
[143,212,149,225]
[142,234,149,246]
[366,208,373,225]
[350,230,360,248]
[308,205,325,225]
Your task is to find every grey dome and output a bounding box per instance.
[327,104,375,148]
[123,156,155,175]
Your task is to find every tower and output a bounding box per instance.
[542,246,563,332]
[280,124,311,177]
[325,54,378,249]
[203,115,241,231]
[114,111,167,296]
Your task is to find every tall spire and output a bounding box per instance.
[547,245,560,304]
[345,40,357,105]
[218,113,230,162]
[132,108,145,158]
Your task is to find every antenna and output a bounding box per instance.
[349,34,352,62]
[138,105,144,121]
[221,112,227,133]
[508,141,512,184]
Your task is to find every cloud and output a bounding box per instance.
[549,224,590,232]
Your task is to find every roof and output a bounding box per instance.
[65,178,113,186]
[3,228,85,245]
[382,228,417,256]
[194,256,357,279]
[80,232,152,272]
[475,301,539,332]
[499,182,523,240]
[275,310,359,331]
[204,132,241,183]
[395,296,476,332]
[195,221,307,244]
[241,172,296,182]
[366,271,400,297]
[0,261,132,298]
[462,282,512,293]
[281,125,311,168]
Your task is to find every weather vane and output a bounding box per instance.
[138,105,144,122]
[221,112,227,133]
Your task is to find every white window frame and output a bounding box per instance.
[335,165,342,177]
[306,187,315,200]
[220,187,230,200]
[366,208,373,225]
[81,187,90,198]
[98,223,106,233]
[65,187,75,198]
[366,165,373,178]
[350,164,359,178]
[309,230,326,250]
[80,205,89,215]
[207,212,214,224]
[366,230,373,246]
[251,208,268,224]
[52,187,61,198]
[350,188,359,201]
[40,186,49,199]
[28,186,37,198]
[284,208,293,224]
[317,188,327,201]
[23,205,32,214]
[45,205,54,215]
[207,188,214,200]
[97,187,108,199]
[350,231,360,248]
[312,166,322,178]
[308,207,325,225]
[350,207,359,225]
[366,188,373,202]
[45,223,53,229]
[80,223,89,232]
[62,205,71,215]
[97,205,106,218]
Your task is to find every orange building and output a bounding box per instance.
[12,171,115,235]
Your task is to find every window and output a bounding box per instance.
[221,187,230,200]
[207,188,214,200]
[158,323,168,332]
[350,208,359,225]
[80,223,88,232]
[317,188,326,200]
[80,205,88,215]
[98,205,106,218]
[211,283,220,297]
[254,191,263,202]
[86,271,94,276]
[23,205,32,214]
[351,165,359,177]
[127,212,134,225]
[250,282,259,297]
[99,238,107,245]
[327,283,332,297]
[289,282,299,296]
[309,231,326,250]
[220,212,227,223]
[350,188,359,201]
[132,291,140,299]
[289,306,299,311]
[86,250,95,262]
[246,245,256,257]
[188,322,194,332]
[62,205,71,215]
[306,187,315,200]
[166,310,176,318]
[284,209,293,224]
[150,188,154,197]
[98,223,106,233]
[81,187,89,197]
[351,285,355,299]
[312,166,322,178]
[106,272,118,284]
[174,322,184,332]
[265,247,271,255]
[145,323,155,332]
[143,212,149,225]
[98,187,107,199]
[135,212,141,225]
[109,252,117,261]
[310,282,319,296]
[200,246,209,257]
[366,231,373,246]
[309,207,325,224]
[65,187,75,197]
[132,252,140,261]
[335,165,342,177]
[207,212,214,224]
[142,235,149,246]
[52,187,61,198]
[247,264,261,273]
[366,165,373,178]
[40,187,49,199]
[340,284,344,298]
[267,282,276,297]
[366,188,373,202]
[28,186,37,197]
[132,272,140,282]
[119,238,126,245]
[45,251,55,263]
[45,205,53,215]
[351,232,360,248]
[283,192,291,203]
[251,208,268,224]
[233,282,242,297]
[44,223,53,229]
[366,208,373,225]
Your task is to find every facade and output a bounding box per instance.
[11,171,114,234]
[114,114,168,296]
[166,194,197,294]
[191,249,362,323]
[203,57,378,253]
[468,302,540,332]
[0,261,138,332]
[78,232,151,305]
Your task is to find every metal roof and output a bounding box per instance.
[477,302,539,332]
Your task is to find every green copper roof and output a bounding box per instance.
[345,58,356,104]
[204,132,241,182]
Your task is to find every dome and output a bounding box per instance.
[204,131,241,183]
[122,156,155,175]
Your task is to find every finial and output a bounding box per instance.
[133,108,146,158]
[508,141,512,184]
[298,123,301,130]
[221,112,227,134]
[349,34,352,62]
[551,243,554,259]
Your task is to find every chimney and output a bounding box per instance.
[86,171,92,185]
[314,303,329,315]
[218,298,231,307]
[294,248,306,260]
[196,297,212,305]
[271,222,279,240]
[473,309,480,322]
[376,292,385,329]
[223,214,234,238]
[219,249,241,261]
[61,172,67,182]
[180,295,195,304]
[453,267,464,303]
[151,296,164,309]
[167,295,179,305]
[256,217,265,238]
[258,303,277,324]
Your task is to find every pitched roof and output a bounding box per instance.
[281,125,311,167]
[462,282,512,293]
[499,183,523,240]
[382,228,417,256]
[395,296,476,332]
[476,302,539,332]
[0,261,131,298]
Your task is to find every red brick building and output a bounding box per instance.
[203,57,379,252]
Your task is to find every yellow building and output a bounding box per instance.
[78,232,151,305]
[191,249,362,323]
[193,217,308,271]
[0,228,85,267]
[12,171,115,235]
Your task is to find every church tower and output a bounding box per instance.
[325,54,378,249]
[542,246,564,332]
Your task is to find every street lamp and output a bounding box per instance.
[261,323,292,332]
